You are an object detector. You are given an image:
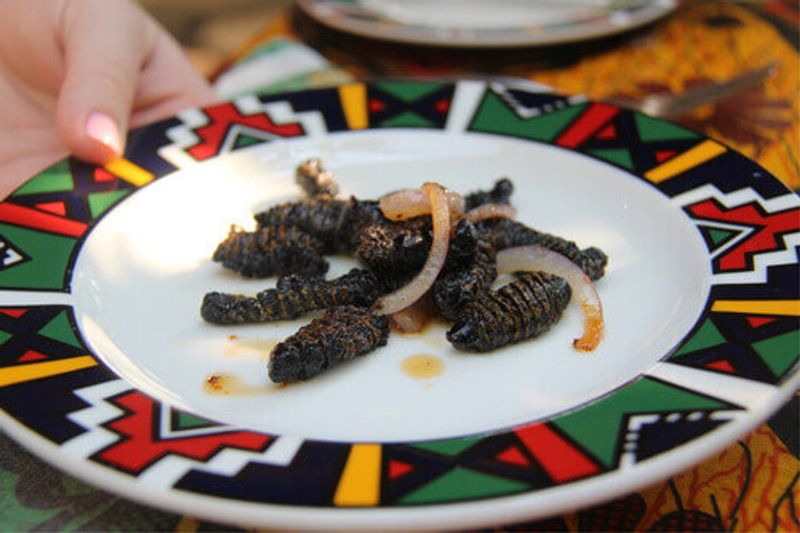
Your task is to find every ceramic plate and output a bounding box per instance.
[297,0,678,47]
[0,79,797,530]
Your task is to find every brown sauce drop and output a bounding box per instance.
[401,354,445,380]
[204,373,272,396]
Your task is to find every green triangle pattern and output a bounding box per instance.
[698,225,741,252]
[375,81,444,103]
[469,92,587,142]
[398,466,529,504]
[588,148,634,170]
[379,110,435,128]
[0,330,12,346]
[635,113,699,143]
[0,224,76,290]
[172,410,218,430]
[12,160,74,196]
[233,133,267,150]
[410,436,483,457]
[752,330,799,380]
[88,190,130,219]
[552,377,731,468]
[673,319,727,358]
[37,310,83,350]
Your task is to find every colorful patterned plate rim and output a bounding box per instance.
[297,0,678,48]
[0,79,797,530]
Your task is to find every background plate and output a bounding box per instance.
[297,0,678,47]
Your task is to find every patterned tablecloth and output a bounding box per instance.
[1,1,797,531]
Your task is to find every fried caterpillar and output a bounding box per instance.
[254,197,383,254]
[447,271,571,352]
[482,218,608,281]
[205,163,610,382]
[432,219,497,321]
[250,177,517,258]
[201,268,380,324]
[353,217,432,289]
[269,305,389,383]
[212,224,328,278]
[350,179,512,293]
[464,178,514,210]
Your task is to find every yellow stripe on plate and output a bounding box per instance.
[644,139,726,184]
[105,158,155,187]
[0,356,97,387]
[711,299,800,316]
[338,83,368,130]
[333,443,382,506]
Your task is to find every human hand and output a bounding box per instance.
[0,0,217,199]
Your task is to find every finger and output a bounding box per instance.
[130,31,217,128]
[56,0,158,163]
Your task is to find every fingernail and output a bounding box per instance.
[85,112,123,156]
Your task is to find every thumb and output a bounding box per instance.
[56,0,158,164]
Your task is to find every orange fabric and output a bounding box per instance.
[634,425,799,532]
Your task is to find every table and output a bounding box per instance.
[1,1,797,530]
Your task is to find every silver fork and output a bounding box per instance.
[604,62,776,119]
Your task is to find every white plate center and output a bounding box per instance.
[72,130,710,442]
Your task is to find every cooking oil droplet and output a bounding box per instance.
[224,337,279,357]
[204,373,273,396]
[401,354,444,380]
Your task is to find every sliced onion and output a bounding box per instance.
[390,293,434,333]
[463,203,517,222]
[373,183,451,315]
[496,245,603,351]
[379,187,464,221]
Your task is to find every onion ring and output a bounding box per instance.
[379,187,464,221]
[463,203,517,222]
[373,183,451,315]
[496,245,603,351]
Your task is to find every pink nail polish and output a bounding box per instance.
[85,112,123,156]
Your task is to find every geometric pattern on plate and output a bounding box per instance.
[665,185,800,384]
[0,80,795,512]
[0,234,31,272]
[0,305,95,388]
[88,390,273,476]
[161,97,310,168]
[0,305,113,444]
[469,83,792,201]
[167,376,742,506]
[667,263,799,384]
[675,185,800,282]
[159,82,456,168]
[0,156,156,291]
[359,81,455,129]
